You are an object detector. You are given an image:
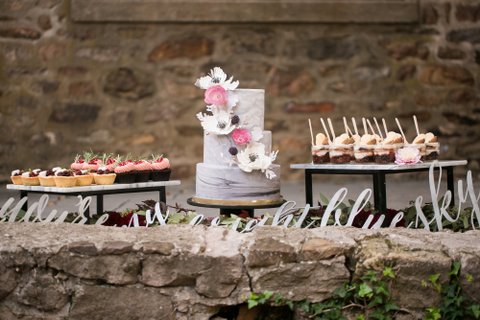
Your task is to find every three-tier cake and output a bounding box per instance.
[192,68,282,205]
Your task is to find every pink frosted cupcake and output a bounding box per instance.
[70,155,85,170]
[114,161,136,183]
[103,156,118,172]
[82,157,102,172]
[134,160,152,182]
[151,156,171,181]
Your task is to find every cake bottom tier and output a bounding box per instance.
[194,163,282,205]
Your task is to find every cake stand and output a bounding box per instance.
[187,197,286,217]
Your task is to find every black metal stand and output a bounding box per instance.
[18,186,168,216]
[187,198,286,217]
[303,167,457,213]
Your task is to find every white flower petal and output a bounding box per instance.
[211,67,227,83]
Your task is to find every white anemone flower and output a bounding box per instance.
[195,67,239,90]
[196,109,236,135]
[236,142,278,179]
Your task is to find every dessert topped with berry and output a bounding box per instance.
[114,160,136,183]
[22,169,41,177]
[39,169,55,177]
[134,159,153,171]
[73,169,90,176]
[71,155,85,170]
[103,155,118,171]
[55,169,74,177]
[114,160,135,173]
[151,156,170,171]
[97,166,113,175]
[11,169,23,176]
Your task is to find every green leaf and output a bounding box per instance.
[358,283,373,298]
[449,261,461,277]
[470,304,480,319]
[319,193,331,206]
[247,299,258,309]
[383,267,395,279]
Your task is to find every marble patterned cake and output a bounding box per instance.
[192,68,282,205]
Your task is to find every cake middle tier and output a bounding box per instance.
[204,131,272,165]
[195,163,281,202]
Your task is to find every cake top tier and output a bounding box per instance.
[195,67,278,179]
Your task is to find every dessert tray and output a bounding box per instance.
[291,160,468,171]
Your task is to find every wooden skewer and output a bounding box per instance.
[374,118,383,139]
[343,117,354,136]
[395,117,408,143]
[308,118,314,146]
[362,117,368,135]
[327,118,336,140]
[367,119,382,139]
[320,118,331,143]
[351,117,359,136]
[382,118,388,136]
[413,115,420,136]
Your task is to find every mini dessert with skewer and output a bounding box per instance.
[424,132,440,161]
[308,119,330,164]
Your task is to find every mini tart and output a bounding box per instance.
[76,174,94,186]
[93,173,116,185]
[22,176,40,186]
[54,176,77,188]
[11,175,23,185]
[39,176,56,187]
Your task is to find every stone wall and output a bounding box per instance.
[0,0,479,181]
[0,224,479,319]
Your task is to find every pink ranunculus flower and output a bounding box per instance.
[204,85,228,106]
[232,128,252,146]
[395,147,421,165]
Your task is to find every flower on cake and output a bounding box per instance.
[195,67,239,91]
[236,142,278,179]
[204,85,228,106]
[232,128,252,146]
[196,109,236,135]
[395,147,421,165]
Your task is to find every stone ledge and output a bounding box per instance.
[71,0,419,24]
[1,224,479,319]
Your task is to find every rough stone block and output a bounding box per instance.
[48,251,140,285]
[69,285,174,320]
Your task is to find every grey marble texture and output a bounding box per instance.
[290,160,468,171]
[204,130,272,165]
[6,180,181,194]
[195,163,281,201]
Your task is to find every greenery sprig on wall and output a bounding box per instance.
[246,263,480,320]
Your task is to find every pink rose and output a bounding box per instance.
[232,128,252,146]
[395,147,421,165]
[204,85,228,106]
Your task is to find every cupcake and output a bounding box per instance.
[424,132,440,161]
[329,134,354,164]
[74,169,94,186]
[312,133,330,164]
[354,134,377,163]
[54,169,77,188]
[70,155,85,170]
[134,160,153,182]
[151,156,171,181]
[38,169,56,187]
[82,157,102,172]
[10,169,23,185]
[374,132,404,164]
[93,166,116,185]
[114,161,136,183]
[103,155,118,172]
[21,169,41,186]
